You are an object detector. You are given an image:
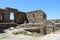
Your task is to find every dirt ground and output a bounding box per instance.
[0,28,60,40]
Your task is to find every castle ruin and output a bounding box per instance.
[0,7,47,25]
[0,7,47,34]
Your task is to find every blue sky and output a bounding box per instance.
[0,0,60,19]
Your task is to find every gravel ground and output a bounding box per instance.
[41,34,60,40]
[0,28,40,40]
[1,35,33,40]
[0,28,60,40]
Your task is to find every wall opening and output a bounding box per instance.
[0,14,4,21]
[0,14,4,22]
[10,12,14,20]
[1,14,2,20]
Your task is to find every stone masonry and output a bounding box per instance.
[0,7,47,34]
[0,7,47,24]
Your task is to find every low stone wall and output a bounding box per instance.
[0,23,18,28]
[17,23,59,34]
[0,23,59,35]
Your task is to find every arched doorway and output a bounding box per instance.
[1,14,2,21]
[0,14,4,22]
[10,12,14,23]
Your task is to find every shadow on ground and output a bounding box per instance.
[0,27,6,33]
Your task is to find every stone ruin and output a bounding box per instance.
[0,7,47,34]
[0,7,47,27]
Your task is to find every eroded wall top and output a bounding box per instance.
[0,7,47,24]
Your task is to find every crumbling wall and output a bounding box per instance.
[26,10,47,23]
[0,7,27,24]
[0,8,47,24]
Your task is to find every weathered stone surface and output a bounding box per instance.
[0,7,47,34]
[0,7,47,25]
[26,10,47,23]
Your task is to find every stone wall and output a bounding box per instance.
[0,7,47,34]
[26,10,47,34]
[0,7,47,25]
[0,7,27,24]
[26,10,47,23]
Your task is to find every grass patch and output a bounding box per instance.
[0,33,9,39]
[24,32,43,37]
[49,28,60,34]
[12,30,43,37]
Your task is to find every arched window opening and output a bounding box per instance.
[0,14,4,21]
[1,14,2,20]
[10,12,14,20]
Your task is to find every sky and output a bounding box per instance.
[0,0,60,20]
